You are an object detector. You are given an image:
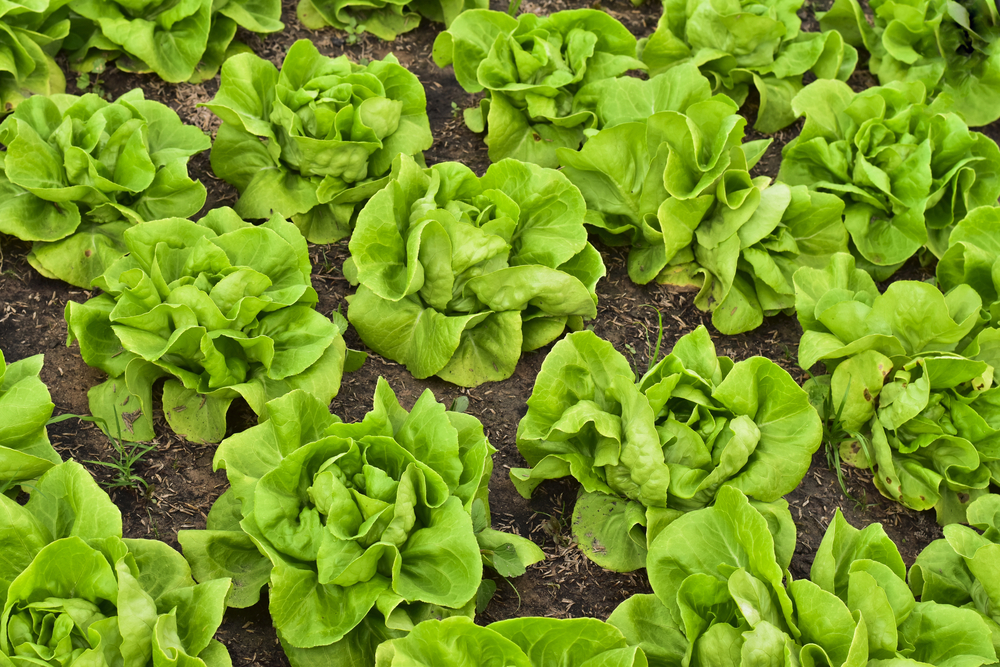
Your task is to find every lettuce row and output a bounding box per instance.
[639,0,858,133]
[204,40,433,245]
[178,381,544,667]
[511,327,821,572]
[938,206,1000,328]
[0,349,60,497]
[432,8,645,167]
[558,93,848,334]
[911,494,1000,647]
[820,0,1000,127]
[795,253,1000,524]
[374,616,646,666]
[778,80,1000,279]
[0,90,210,288]
[607,486,998,666]
[344,154,604,388]
[63,0,283,84]
[64,208,351,445]
[297,0,484,41]
[0,460,234,667]
[0,0,67,112]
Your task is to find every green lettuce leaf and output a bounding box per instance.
[0,349,60,497]
[0,0,68,112]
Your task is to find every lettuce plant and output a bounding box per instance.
[205,39,433,244]
[64,207,350,445]
[0,460,233,667]
[820,0,1000,126]
[511,326,821,572]
[778,80,1000,278]
[609,486,998,666]
[345,154,604,387]
[374,616,647,666]
[432,8,644,167]
[63,0,283,83]
[297,0,483,40]
[0,350,60,496]
[795,253,1000,524]
[639,0,858,132]
[911,494,1000,648]
[558,95,848,334]
[178,381,544,667]
[937,205,1000,326]
[0,0,67,112]
[0,90,211,288]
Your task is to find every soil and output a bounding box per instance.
[3,1,1000,665]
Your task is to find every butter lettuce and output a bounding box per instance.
[64,207,349,444]
[937,205,1000,327]
[795,253,1000,524]
[374,616,647,667]
[0,90,210,287]
[820,0,1000,126]
[204,39,432,244]
[0,460,233,667]
[778,80,1000,277]
[609,486,997,666]
[345,153,604,387]
[178,381,543,667]
[433,8,644,167]
[0,350,60,497]
[639,0,858,132]
[297,0,483,40]
[511,326,821,571]
[0,0,67,112]
[558,96,847,334]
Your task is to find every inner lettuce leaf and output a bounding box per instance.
[0,89,210,287]
[433,8,645,167]
[795,253,1000,524]
[0,0,68,112]
[62,0,283,83]
[0,349,60,498]
[178,381,544,667]
[204,39,432,244]
[510,326,821,572]
[608,486,998,666]
[639,0,858,132]
[778,80,1000,278]
[344,153,605,387]
[373,616,647,666]
[64,207,352,444]
[0,460,234,667]
[820,0,1000,126]
[297,0,484,40]
[557,95,848,334]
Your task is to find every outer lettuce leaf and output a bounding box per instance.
[64,0,281,83]
[819,0,1000,126]
[0,461,233,667]
[64,207,349,443]
[510,326,820,571]
[0,350,60,497]
[794,253,1000,524]
[610,486,998,666]
[938,206,1000,328]
[0,89,210,287]
[778,80,1000,275]
[178,382,543,667]
[557,97,847,334]
[298,0,482,39]
[0,0,68,112]
[204,39,432,244]
[373,615,647,666]
[639,0,858,132]
[433,8,644,167]
[345,153,604,387]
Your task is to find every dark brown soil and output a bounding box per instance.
[4,1,1000,665]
